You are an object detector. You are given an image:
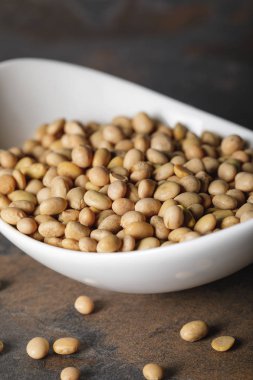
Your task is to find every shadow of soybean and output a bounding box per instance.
[0,280,11,291]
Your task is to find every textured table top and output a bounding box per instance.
[0,1,253,379]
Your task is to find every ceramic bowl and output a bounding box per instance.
[0,58,252,293]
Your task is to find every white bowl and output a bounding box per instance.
[0,58,253,294]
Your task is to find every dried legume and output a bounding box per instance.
[0,115,252,253]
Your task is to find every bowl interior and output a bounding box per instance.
[1,58,253,149]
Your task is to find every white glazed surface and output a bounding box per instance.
[0,58,252,294]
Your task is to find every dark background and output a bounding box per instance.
[1,0,253,128]
[0,1,253,379]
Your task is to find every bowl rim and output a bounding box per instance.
[0,57,253,259]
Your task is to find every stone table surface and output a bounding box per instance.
[0,1,253,379]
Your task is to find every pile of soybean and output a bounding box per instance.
[0,113,253,252]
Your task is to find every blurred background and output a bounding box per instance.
[0,0,253,128]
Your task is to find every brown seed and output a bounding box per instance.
[67,187,85,210]
[0,207,26,225]
[72,145,93,168]
[163,205,184,230]
[120,211,146,229]
[62,239,79,251]
[122,235,136,252]
[123,148,144,170]
[65,221,90,240]
[107,180,127,200]
[211,336,235,352]
[221,215,240,228]
[125,222,154,239]
[40,197,67,215]
[180,320,208,342]
[57,162,82,179]
[235,172,253,192]
[0,340,4,353]
[146,148,168,165]
[194,214,216,234]
[154,181,181,201]
[112,198,135,216]
[92,148,111,167]
[153,163,174,181]
[79,237,97,252]
[38,221,65,238]
[174,192,202,207]
[240,210,253,223]
[138,237,160,250]
[0,194,10,210]
[180,175,200,193]
[218,162,237,182]
[8,190,37,204]
[84,190,112,210]
[97,235,122,253]
[74,295,94,315]
[88,166,110,187]
[98,214,121,233]
[150,216,169,240]
[0,175,16,195]
[212,194,237,210]
[168,227,191,242]
[60,367,80,380]
[132,112,154,134]
[221,135,244,155]
[0,151,18,168]
[103,124,124,144]
[135,198,161,217]
[79,207,96,226]
[138,179,156,199]
[53,337,80,355]
[143,363,164,380]
[26,337,50,359]
[17,218,38,235]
